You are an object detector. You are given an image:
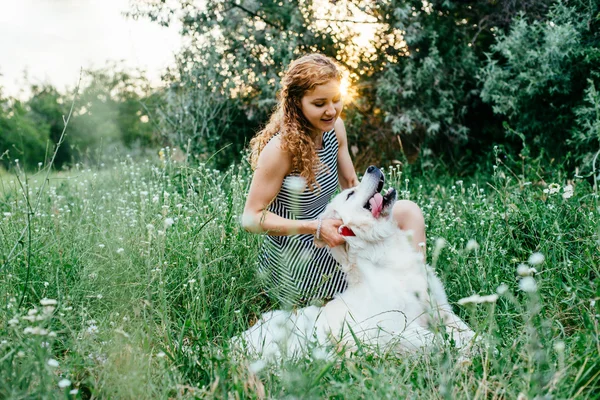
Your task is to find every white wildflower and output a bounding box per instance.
[249,359,267,374]
[548,183,560,195]
[69,389,79,395]
[562,184,574,199]
[47,359,59,367]
[116,248,124,254]
[86,325,99,335]
[24,327,48,335]
[553,341,565,352]
[58,378,71,388]
[164,217,175,230]
[3,212,12,217]
[465,239,479,251]
[519,277,537,293]
[40,298,57,306]
[312,348,329,360]
[528,252,545,266]
[8,318,19,326]
[517,264,537,277]
[496,283,509,295]
[285,176,306,192]
[457,293,499,306]
[98,244,105,248]
[156,351,166,358]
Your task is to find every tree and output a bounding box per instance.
[479,0,600,170]
[130,0,560,168]
[0,89,51,169]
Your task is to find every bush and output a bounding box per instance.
[479,0,600,170]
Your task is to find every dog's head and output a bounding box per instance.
[318,166,397,249]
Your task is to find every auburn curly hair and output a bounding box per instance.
[249,54,343,190]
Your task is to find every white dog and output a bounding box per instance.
[236,166,475,359]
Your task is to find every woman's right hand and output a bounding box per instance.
[317,218,346,248]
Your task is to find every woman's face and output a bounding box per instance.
[300,79,343,135]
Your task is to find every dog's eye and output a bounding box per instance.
[346,191,354,200]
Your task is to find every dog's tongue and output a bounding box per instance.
[369,193,383,218]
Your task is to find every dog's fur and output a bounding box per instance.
[237,167,475,359]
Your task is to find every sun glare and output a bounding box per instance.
[340,71,357,104]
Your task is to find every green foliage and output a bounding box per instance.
[27,85,72,167]
[154,49,253,169]
[479,0,600,167]
[0,65,160,170]
[130,0,576,170]
[68,65,159,156]
[571,79,600,176]
[0,94,50,168]
[0,155,598,398]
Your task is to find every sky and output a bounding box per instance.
[0,0,182,98]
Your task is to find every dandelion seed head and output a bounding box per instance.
[312,348,329,360]
[285,176,306,192]
[58,378,71,388]
[465,239,479,251]
[40,298,57,306]
[519,276,537,293]
[164,217,175,229]
[458,293,498,305]
[553,341,565,352]
[517,264,536,277]
[249,359,266,374]
[528,252,545,266]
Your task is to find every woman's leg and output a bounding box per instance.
[392,200,426,255]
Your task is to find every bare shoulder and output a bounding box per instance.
[256,135,292,175]
[334,118,348,145]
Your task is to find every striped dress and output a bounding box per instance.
[258,129,348,306]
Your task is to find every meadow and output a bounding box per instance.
[0,149,598,399]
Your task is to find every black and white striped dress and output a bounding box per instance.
[258,129,347,306]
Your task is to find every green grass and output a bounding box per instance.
[0,151,599,399]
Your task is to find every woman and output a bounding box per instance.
[242,54,425,305]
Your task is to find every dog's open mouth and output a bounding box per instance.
[364,187,397,218]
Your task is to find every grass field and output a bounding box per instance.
[0,151,599,399]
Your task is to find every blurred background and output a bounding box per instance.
[1,0,598,175]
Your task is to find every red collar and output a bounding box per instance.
[339,226,356,236]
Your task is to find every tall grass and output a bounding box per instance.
[0,149,598,398]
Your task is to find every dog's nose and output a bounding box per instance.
[367,166,376,174]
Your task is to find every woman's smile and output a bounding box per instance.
[301,79,343,134]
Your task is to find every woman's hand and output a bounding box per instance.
[317,218,346,247]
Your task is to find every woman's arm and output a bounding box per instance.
[334,118,359,189]
[241,136,345,247]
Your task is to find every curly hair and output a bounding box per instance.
[249,54,343,190]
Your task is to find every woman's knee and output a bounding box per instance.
[392,200,425,232]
